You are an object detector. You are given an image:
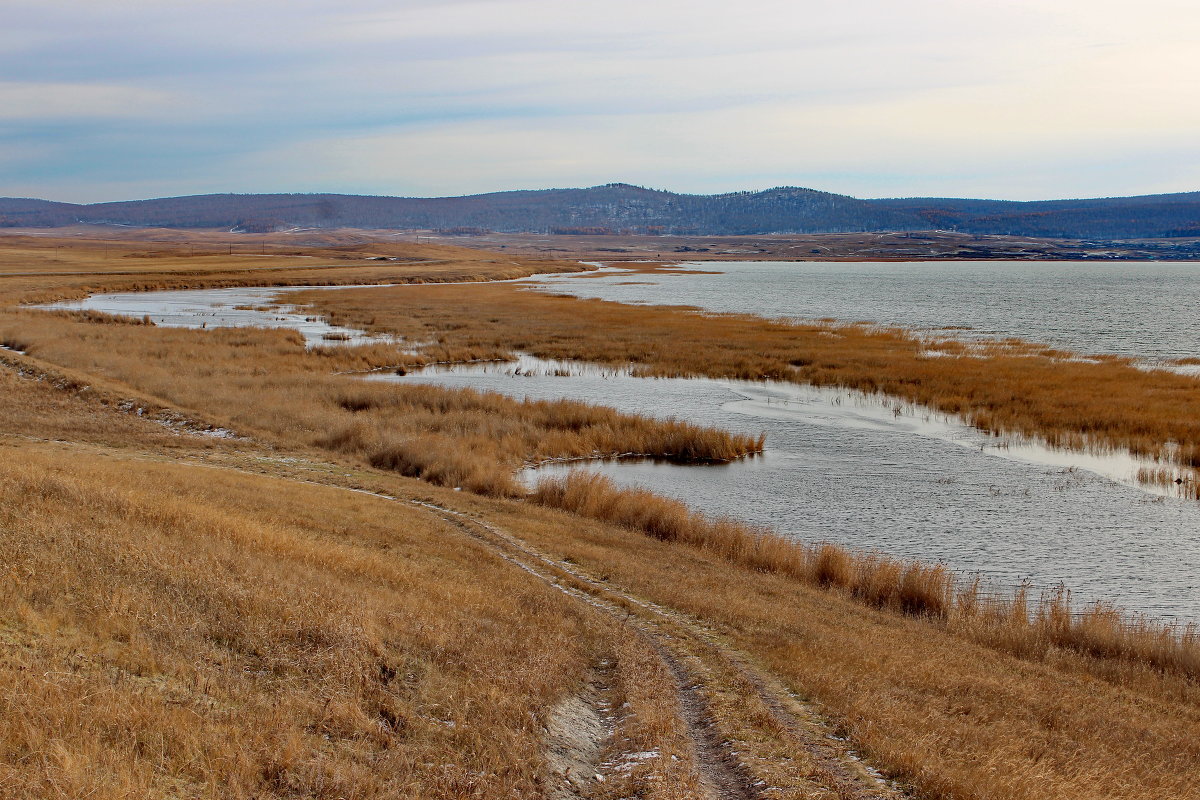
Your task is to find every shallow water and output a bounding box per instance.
[40,286,396,347]
[530,260,1200,364]
[375,357,1200,622]
[36,277,1200,621]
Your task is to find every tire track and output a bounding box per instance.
[409,499,906,800]
[409,500,757,798]
[40,440,906,800]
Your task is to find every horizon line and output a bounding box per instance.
[6,182,1200,208]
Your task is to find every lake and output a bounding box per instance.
[381,354,1200,622]
[533,260,1200,365]
[38,261,1200,621]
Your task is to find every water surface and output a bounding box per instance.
[376,357,1200,622]
[36,276,1200,621]
[42,286,396,347]
[532,260,1200,364]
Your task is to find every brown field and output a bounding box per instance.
[1,234,1198,799]
[0,227,585,306]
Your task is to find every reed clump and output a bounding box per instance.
[298,281,1200,477]
[532,472,955,619]
[318,383,762,495]
[0,311,762,498]
[954,585,1200,678]
[44,308,155,326]
[532,471,1198,679]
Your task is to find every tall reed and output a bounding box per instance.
[532,471,1200,679]
[299,281,1200,480]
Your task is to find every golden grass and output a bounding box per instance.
[5,248,1194,678]
[4,237,1200,799]
[470,490,1200,800]
[532,471,1200,683]
[2,378,1197,799]
[0,312,761,498]
[296,278,1200,476]
[0,447,619,799]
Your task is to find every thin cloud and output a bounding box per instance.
[0,81,178,120]
[2,0,1198,202]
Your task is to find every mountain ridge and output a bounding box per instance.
[2,183,1199,239]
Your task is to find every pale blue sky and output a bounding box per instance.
[3,0,1199,202]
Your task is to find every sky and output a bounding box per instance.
[3,0,1199,203]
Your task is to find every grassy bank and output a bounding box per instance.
[3,395,1197,800]
[295,276,1200,478]
[532,471,1200,681]
[483,485,1200,800]
[0,446,614,798]
[2,236,1199,798]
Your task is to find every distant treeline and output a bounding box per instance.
[3,183,1200,239]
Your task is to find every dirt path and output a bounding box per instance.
[544,678,613,799]
[651,641,758,799]
[409,498,906,800]
[6,428,908,799]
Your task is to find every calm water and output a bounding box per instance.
[38,268,1200,621]
[533,260,1200,364]
[42,286,400,347]
[377,358,1200,622]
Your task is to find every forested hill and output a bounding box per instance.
[3,184,1200,239]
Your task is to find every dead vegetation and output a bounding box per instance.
[0,447,619,799]
[533,471,1200,682]
[0,312,761,497]
[498,488,1200,800]
[0,230,585,306]
[2,236,1199,799]
[295,278,1200,479]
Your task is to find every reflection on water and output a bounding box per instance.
[375,357,1200,622]
[34,279,1200,622]
[39,286,398,347]
[529,260,1200,365]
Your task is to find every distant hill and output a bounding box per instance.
[3,184,1200,239]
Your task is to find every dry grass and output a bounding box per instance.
[0,312,761,497]
[0,446,617,799]
[0,349,242,452]
[4,237,1200,799]
[0,231,585,306]
[532,471,1200,681]
[591,634,711,799]
[297,279,1200,476]
[1,372,1197,800]
[472,491,1200,800]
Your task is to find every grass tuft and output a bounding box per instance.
[533,471,1200,679]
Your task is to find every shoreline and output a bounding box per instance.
[3,234,1199,799]
[18,270,1200,625]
